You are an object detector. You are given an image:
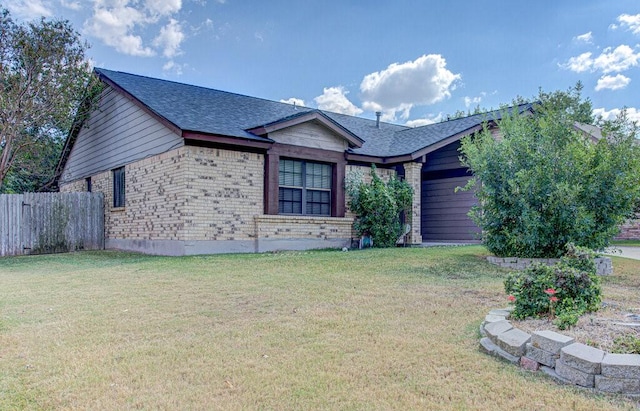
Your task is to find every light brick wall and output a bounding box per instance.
[112,149,187,240]
[403,162,422,244]
[181,146,264,241]
[255,215,354,240]
[60,148,407,252]
[59,179,86,193]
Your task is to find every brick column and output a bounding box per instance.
[403,162,422,244]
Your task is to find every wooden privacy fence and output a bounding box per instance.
[0,192,104,257]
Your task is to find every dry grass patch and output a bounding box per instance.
[0,247,637,410]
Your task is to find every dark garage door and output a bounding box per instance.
[421,175,481,242]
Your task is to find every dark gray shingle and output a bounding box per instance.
[96,68,532,159]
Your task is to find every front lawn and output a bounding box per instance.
[0,247,637,410]
[611,239,640,247]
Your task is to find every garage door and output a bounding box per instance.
[421,175,481,242]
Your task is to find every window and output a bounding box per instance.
[113,167,125,208]
[86,177,92,193]
[278,159,331,215]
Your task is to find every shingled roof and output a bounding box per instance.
[93,68,533,162]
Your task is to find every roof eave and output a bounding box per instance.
[347,123,486,165]
[182,131,274,150]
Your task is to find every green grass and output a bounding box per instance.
[0,247,637,410]
[611,239,640,247]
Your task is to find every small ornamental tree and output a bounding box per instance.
[459,84,640,258]
[345,165,413,248]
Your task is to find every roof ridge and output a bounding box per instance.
[95,67,317,113]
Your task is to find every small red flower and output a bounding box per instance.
[508,295,516,302]
[550,296,559,303]
[544,288,557,296]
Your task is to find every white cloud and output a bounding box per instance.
[574,31,594,44]
[561,45,640,74]
[405,113,443,127]
[60,0,82,11]
[595,74,631,91]
[280,97,305,107]
[593,107,640,123]
[562,52,593,73]
[145,0,181,17]
[153,18,184,58]
[162,60,184,75]
[84,0,188,59]
[360,54,460,121]
[314,87,363,116]
[5,0,53,19]
[618,13,640,35]
[464,94,484,108]
[594,45,640,73]
[84,3,155,56]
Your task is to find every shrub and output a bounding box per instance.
[504,243,601,329]
[345,165,413,248]
[459,84,640,258]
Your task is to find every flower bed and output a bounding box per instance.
[479,308,640,395]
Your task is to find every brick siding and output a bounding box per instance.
[616,216,640,240]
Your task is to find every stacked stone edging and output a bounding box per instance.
[479,308,640,395]
[486,256,613,276]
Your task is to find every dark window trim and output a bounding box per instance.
[264,143,346,217]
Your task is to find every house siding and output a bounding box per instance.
[255,215,353,252]
[181,146,264,242]
[60,87,183,185]
[62,145,357,255]
[421,141,480,242]
[269,122,349,152]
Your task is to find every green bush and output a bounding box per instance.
[459,84,640,258]
[504,244,601,329]
[345,165,413,248]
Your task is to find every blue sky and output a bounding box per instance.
[5,0,640,126]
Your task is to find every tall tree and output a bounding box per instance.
[0,7,92,192]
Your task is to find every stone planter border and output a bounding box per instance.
[486,256,613,276]
[479,307,640,396]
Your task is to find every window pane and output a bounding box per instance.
[113,167,125,207]
[279,187,302,214]
[279,159,302,187]
[306,189,330,215]
[306,162,331,189]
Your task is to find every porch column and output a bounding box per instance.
[403,161,422,244]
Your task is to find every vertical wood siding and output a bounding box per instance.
[421,140,481,242]
[0,193,104,257]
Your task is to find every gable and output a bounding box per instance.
[60,86,183,184]
[268,121,349,152]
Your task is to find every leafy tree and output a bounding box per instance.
[0,7,92,192]
[346,165,413,248]
[459,84,640,258]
